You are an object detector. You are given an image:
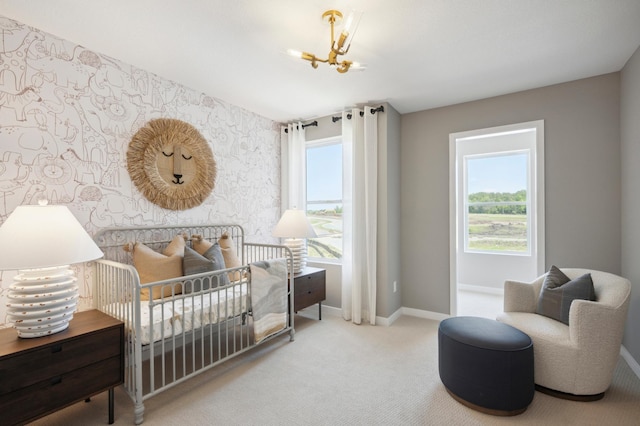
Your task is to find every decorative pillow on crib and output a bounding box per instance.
[218,233,242,281]
[133,235,185,301]
[183,244,230,291]
[193,236,216,255]
[536,265,596,325]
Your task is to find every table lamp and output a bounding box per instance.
[272,209,317,273]
[0,201,104,338]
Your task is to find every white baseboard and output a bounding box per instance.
[458,283,504,296]
[312,305,431,326]
[320,304,342,317]
[319,305,450,323]
[321,305,403,327]
[306,304,394,326]
[298,304,342,319]
[621,345,640,380]
[376,308,403,326]
[401,307,450,322]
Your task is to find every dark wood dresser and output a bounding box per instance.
[0,309,124,425]
[293,267,326,319]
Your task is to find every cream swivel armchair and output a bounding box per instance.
[496,268,631,400]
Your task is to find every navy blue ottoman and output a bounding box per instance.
[438,316,534,416]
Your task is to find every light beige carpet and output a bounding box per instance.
[31,312,640,426]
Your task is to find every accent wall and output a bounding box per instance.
[0,16,281,325]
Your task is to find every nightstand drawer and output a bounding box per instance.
[294,273,325,296]
[0,355,122,425]
[294,269,326,312]
[0,326,122,395]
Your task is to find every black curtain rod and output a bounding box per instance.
[331,105,385,123]
[284,120,318,133]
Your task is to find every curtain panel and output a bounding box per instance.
[342,107,378,325]
[280,122,306,211]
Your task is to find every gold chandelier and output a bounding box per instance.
[288,9,363,74]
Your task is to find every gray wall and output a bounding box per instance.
[400,74,622,314]
[621,46,640,365]
[305,114,341,141]
[376,103,402,318]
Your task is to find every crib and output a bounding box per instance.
[93,224,294,425]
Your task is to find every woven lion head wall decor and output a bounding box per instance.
[127,118,217,210]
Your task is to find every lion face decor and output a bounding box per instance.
[127,118,217,210]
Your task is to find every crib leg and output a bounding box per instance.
[289,328,295,342]
[134,402,145,425]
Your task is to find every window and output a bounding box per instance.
[465,151,530,254]
[306,137,342,261]
[449,120,545,316]
[453,123,542,260]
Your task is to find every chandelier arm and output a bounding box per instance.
[299,52,329,69]
[328,49,338,66]
[336,60,352,73]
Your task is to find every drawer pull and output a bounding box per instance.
[51,345,63,353]
[51,376,62,386]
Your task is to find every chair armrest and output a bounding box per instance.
[568,299,628,386]
[503,280,537,313]
[569,300,626,349]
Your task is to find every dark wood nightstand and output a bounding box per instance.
[0,309,124,425]
[293,267,326,319]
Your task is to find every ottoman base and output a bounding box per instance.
[444,387,527,416]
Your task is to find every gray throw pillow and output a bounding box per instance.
[182,244,229,292]
[200,243,230,287]
[536,266,596,325]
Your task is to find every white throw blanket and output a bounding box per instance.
[250,259,287,343]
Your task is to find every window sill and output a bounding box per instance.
[307,259,342,268]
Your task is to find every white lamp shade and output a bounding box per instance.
[0,204,104,270]
[272,209,317,239]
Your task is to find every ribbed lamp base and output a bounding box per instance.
[284,238,307,274]
[6,266,79,338]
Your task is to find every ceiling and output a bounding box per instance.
[2,0,640,123]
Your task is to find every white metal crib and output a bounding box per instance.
[93,224,294,424]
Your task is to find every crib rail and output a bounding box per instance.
[94,224,245,265]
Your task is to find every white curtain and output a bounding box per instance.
[342,107,378,325]
[280,122,306,210]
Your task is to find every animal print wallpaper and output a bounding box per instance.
[0,16,281,325]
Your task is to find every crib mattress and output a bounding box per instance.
[109,284,248,345]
